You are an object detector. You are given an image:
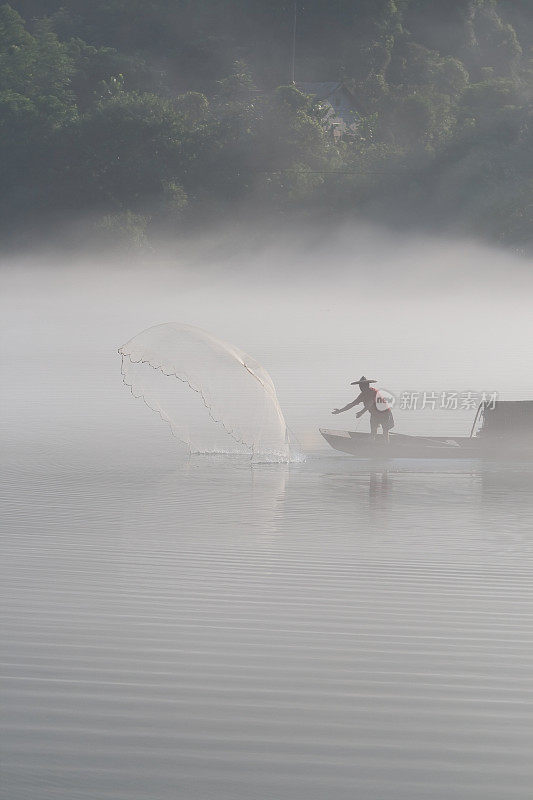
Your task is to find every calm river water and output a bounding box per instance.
[2,447,533,800]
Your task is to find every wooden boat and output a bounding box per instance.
[319,429,480,459]
[320,401,533,460]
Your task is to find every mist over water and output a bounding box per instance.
[2,225,533,799]
[2,223,532,453]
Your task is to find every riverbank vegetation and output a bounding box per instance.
[2,1,533,251]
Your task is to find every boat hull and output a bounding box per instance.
[319,429,530,460]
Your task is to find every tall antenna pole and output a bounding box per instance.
[290,2,297,84]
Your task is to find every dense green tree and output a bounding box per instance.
[0,0,532,250]
[0,5,74,118]
[51,91,188,211]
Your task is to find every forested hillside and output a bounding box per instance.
[2,1,533,250]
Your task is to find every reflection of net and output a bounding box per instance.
[119,323,291,461]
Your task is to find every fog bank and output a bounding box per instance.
[2,224,532,457]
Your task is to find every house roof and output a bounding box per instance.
[296,81,360,130]
[296,82,343,101]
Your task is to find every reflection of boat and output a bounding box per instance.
[320,401,533,460]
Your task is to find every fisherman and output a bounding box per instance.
[332,376,395,442]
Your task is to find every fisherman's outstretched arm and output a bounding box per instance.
[332,399,359,415]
